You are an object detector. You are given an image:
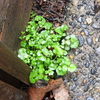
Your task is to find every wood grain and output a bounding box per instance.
[0,80,28,100]
[0,42,31,85]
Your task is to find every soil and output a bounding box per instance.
[32,0,100,100]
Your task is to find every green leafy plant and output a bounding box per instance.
[18,12,79,84]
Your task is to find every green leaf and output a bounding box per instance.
[29,40,35,46]
[25,34,31,40]
[39,67,45,74]
[37,50,42,56]
[38,74,43,79]
[65,46,70,51]
[63,57,71,65]
[70,35,76,39]
[66,36,70,39]
[21,31,25,34]
[35,16,44,21]
[37,64,44,68]
[43,22,52,29]
[40,30,49,37]
[19,36,24,40]
[31,58,36,66]
[70,41,79,48]
[44,58,50,65]
[38,19,46,27]
[54,27,62,34]
[60,25,68,31]
[57,58,62,63]
[48,63,57,70]
[54,25,68,34]
[42,48,49,56]
[18,48,29,60]
[62,65,68,71]
[45,70,54,75]
[20,41,27,47]
[53,46,65,56]
[30,12,36,18]
[56,66,66,75]
[37,56,46,61]
[44,75,49,81]
[68,64,77,72]
[29,72,36,83]
[65,41,70,45]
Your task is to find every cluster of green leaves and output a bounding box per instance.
[18,12,79,83]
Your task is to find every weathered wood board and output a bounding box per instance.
[0,80,28,100]
[0,42,31,85]
[0,0,32,53]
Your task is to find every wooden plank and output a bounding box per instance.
[0,0,9,36]
[0,80,28,100]
[0,42,31,85]
[0,0,32,53]
[0,69,21,89]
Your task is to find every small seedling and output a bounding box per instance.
[18,12,79,83]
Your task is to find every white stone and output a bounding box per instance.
[96,47,100,54]
[86,18,92,24]
[72,0,79,6]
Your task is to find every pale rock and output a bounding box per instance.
[79,6,84,14]
[96,47,100,54]
[86,18,92,24]
[72,0,79,6]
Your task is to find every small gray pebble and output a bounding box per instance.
[91,68,96,75]
[95,14,100,21]
[86,97,94,100]
[90,12,96,16]
[71,84,77,91]
[91,79,96,85]
[91,6,95,11]
[84,82,90,92]
[82,24,87,28]
[82,0,87,4]
[88,6,92,9]
[89,79,94,83]
[77,17,83,23]
[86,38,93,46]
[88,73,91,78]
[84,30,89,36]
[92,22,100,29]
[78,35,84,46]
[85,60,90,68]
[81,54,86,60]
[98,36,100,42]
[74,98,79,100]
[69,22,77,28]
[86,11,91,15]
[80,14,84,17]
[95,73,98,77]
[94,63,98,69]
[89,32,94,35]
[73,77,78,81]
[89,53,94,62]
[72,14,78,20]
[78,4,83,6]
[72,23,77,28]
[96,47,100,54]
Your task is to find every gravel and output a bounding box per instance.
[63,0,100,99]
